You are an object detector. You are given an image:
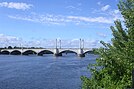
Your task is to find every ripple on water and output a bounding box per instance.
[0,54,97,89]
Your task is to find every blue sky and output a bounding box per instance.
[0,0,123,48]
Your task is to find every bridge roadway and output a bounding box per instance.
[0,48,93,57]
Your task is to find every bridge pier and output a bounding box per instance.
[78,54,85,57]
[53,48,62,57]
[54,53,62,57]
[78,48,85,57]
[38,54,43,56]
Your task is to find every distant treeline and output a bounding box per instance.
[0,46,44,49]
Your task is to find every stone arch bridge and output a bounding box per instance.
[0,48,93,57]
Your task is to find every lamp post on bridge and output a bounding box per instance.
[59,39,61,49]
[79,39,81,49]
[82,39,84,49]
[20,43,23,50]
[78,38,85,57]
[55,39,61,49]
[79,39,84,49]
[56,39,57,49]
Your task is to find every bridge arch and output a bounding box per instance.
[10,50,21,55]
[0,50,10,55]
[22,50,37,55]
[84,51,93,54]
[38,50,54,56]
[59,50,77,55]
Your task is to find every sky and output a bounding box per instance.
[0,0,123,48]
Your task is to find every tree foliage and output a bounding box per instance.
[81,0,134,88]
[8,46,12,49]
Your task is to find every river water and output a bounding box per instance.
[0,54,98,89]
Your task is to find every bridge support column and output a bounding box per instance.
[53,48,62,57]
[78,54,85,57]
[78,48,85,57]
[38,54,43,56]
[54,53,62,57]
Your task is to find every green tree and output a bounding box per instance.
[8,46,12,49]
[81,0,134,88]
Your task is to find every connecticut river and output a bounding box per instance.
[0,54,98,89]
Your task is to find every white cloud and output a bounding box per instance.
[0,2,33,10]
[109,9,123,21]
[0,34,22,47]
[92,5,123,22]
[114,9,119,14]
[53,39,101,48]
[101,5,110,11]
[67,16,113,24]
[88,40,100,48]
[66,5,81,12]
[8,14,66,25]
[66,6,76,9]
[0,34,19,42]
[97,33,107,38]
[97,2,102,5]
[8,13,113,25]
[0,34,101,48]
